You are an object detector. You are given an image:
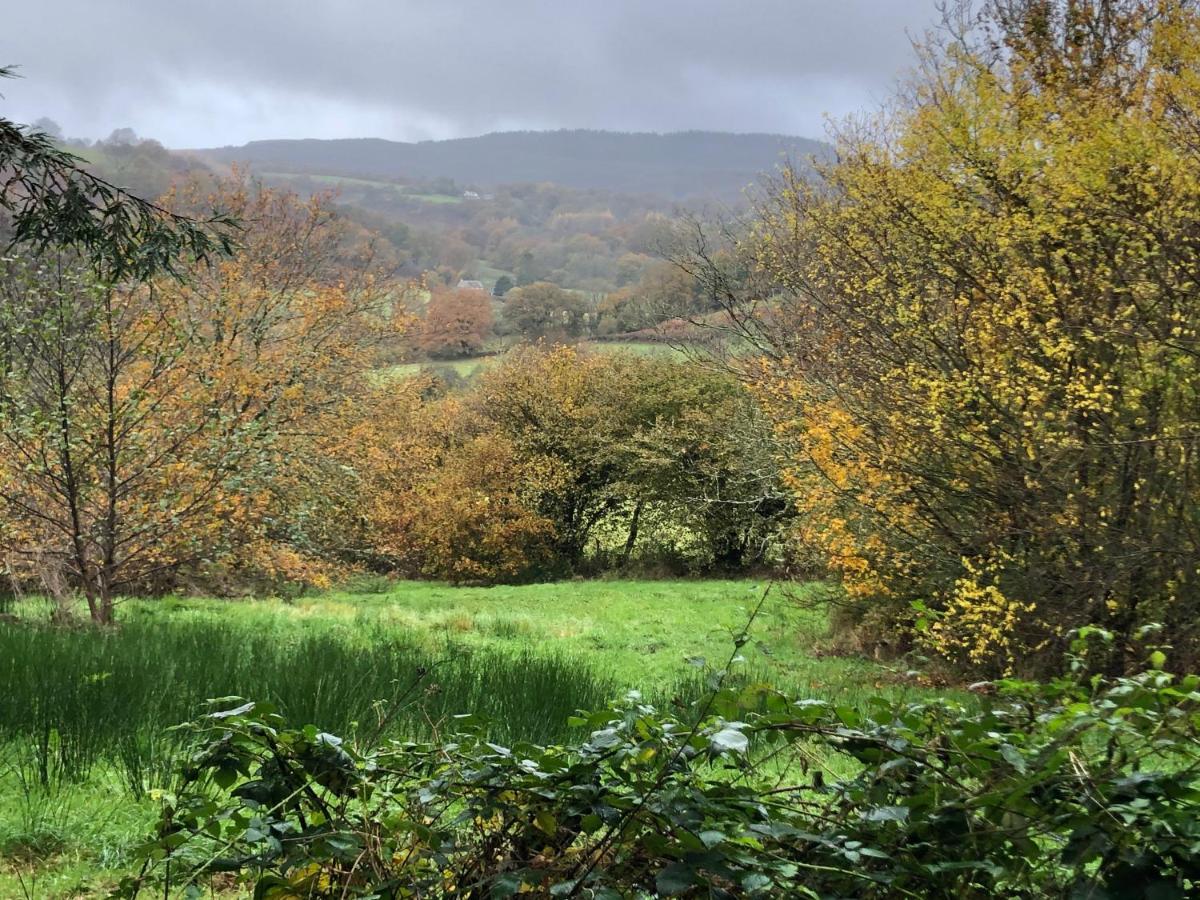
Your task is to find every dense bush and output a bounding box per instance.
[356,347,790,583]
[117,630,1200,898]
[695,0,1200,673]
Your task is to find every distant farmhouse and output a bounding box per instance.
[456,279,486,292]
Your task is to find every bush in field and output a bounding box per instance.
[353,346,789,582]
[473,346,788,574]
[500,281,588,339]
[696,0,1200,673]
[362,396,563,583]
[120,631,1200,898]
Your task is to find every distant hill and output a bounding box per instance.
[195,130,831,201]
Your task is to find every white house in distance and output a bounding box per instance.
[456,279,487,292]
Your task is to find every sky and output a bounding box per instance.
[2,0,939,148]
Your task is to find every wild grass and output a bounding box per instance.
[0,613,615,796]
[0,579,935,895]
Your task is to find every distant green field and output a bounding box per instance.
[262,171,401,190]
[407,192,462,204]
[380,342,688,386]
[260,171,462,204]
[582,339,688,359]
[473,262,515,289]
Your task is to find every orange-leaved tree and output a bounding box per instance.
[0,175,406,621]
[419,287,493,359]
[355,390,562,584]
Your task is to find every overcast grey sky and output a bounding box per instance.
[3,0,939,147]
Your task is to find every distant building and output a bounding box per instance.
[456,279,486,293]
[462,190,481,200]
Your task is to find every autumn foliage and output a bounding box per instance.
[0,176,406,620]
[698,0,1200,672]
[418,287,493,358]
[351,346,788,583]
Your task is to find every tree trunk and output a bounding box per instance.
[622,500,645,566]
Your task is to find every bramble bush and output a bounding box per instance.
[116,628,1200,898]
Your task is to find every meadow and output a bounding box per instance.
[0,578,927,897]
[260,171,463,204]
[379,340,690,383]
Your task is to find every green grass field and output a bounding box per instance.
[259,172,462,204]
[0,579,925,896]
[381,341,688,385]
[581,339,688,359]
[378,357,497,381]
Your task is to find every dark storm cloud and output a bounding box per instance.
[2,0,939,146]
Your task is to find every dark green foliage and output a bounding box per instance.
[492,274,514,297]
[0,67,234,279]
[500,281,587,338]
[119,630,1200,898]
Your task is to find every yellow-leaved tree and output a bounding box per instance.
[694,0,1200,673]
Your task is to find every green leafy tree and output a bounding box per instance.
[492,273,514,297]
[501,281,587,339]
[473,346,788,573]
[0,66,233,279]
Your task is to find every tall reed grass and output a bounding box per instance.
[0,615,616,796]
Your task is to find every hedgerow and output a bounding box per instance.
[116,628,1200,898]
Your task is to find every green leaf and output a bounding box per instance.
[711,725,749,754]
[655,862,697,896]
[490,872,527,898]
[862,806,908,824]
[535,810,557,835]
[999,744,1027,774]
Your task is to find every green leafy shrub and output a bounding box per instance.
[118,635,1200,898]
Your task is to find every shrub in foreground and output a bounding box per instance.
[117,634,1200,898]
